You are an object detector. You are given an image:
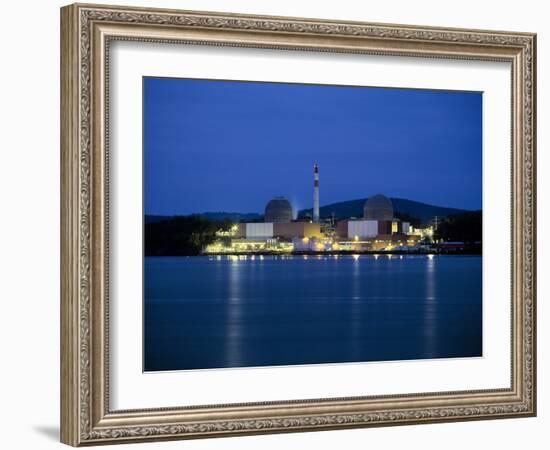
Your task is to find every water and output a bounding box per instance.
[144,255,482,371]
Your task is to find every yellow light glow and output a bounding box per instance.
[354,235,359,241]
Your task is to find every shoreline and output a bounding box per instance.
[146,250,482,257]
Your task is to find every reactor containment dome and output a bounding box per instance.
[264,197,293,223]
[363,194,394,221]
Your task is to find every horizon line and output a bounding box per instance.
[145,196,481,217]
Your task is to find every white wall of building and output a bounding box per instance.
[246,222,274,238]
[348,220,378,238]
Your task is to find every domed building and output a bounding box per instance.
[264,197,293,223]
[363,194,394,221]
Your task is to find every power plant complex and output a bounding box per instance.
[204,164,428,255]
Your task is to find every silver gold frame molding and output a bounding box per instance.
[60,3,536,446]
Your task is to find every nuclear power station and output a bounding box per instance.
[204,164,425,254]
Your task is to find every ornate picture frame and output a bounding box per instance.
[60,3,536,446]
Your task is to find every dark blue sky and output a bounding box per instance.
[144,77,482,215]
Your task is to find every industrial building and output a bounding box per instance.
[336,194,410,238]
[204,165,425,254]
[235,221,322,240]
[333,194,420,251]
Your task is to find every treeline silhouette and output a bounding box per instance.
[435,210,482,243]
[145,215,231,256]
[394,211,421,228]
[144,211,482,256]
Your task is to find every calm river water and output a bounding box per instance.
[144,255,482,371]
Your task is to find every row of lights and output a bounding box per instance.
[210,254,436,261]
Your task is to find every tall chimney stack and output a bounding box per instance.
[313,163,320,223]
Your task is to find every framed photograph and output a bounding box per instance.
[60,3,537,446]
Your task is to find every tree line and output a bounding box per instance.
[144,216,231,256]
[144,211,482,256]
[434,210,482,243]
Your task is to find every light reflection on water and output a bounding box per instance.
[349,254,363,359]
[226,256,244,367]
[423,256,438,357]
[144,255,482,371]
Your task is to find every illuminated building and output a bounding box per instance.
[204,238,294,254]
[334,194,421,251]
[235,221,321,240]
[238,196,322,240]
[336,195,411,240]
[205,195,322,254]
[203,173,429,255]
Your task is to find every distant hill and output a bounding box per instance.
[145,212,261,224]
[145,215,172,224]
[199,212,262,222]
[298,197,469,225]
[146,198,471,226]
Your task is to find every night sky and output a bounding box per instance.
[143,77,482,216]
